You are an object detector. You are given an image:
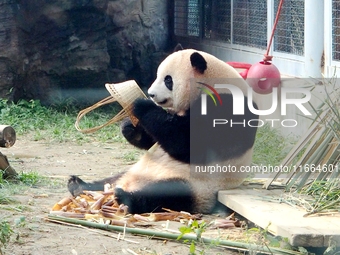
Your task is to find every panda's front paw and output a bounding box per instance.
[120,117,155,149]
[132,98,158,119]
[121,118,141,141]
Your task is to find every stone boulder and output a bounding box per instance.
[0,0,170,105]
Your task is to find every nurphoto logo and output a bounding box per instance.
[199,83,312,128]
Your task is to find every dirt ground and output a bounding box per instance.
[1,139,246,255]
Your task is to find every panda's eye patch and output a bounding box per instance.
[164,75,173,91]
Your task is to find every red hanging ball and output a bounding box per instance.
[246,61,281,94]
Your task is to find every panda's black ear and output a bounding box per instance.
[173,43,183,52]
[190,52,207,74]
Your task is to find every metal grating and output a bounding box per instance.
[203,0,231,42]
[187,0,200,36]
[333,0,340,61]
[233,0,267,49]
[174,0,189,36]
[273,0,304,56]
[173,0,306,57]
[174,0,200,37]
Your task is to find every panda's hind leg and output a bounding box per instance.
[67,173,124,197]
[115,178,195,214]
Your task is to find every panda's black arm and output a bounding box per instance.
[120,118,156,150]
[132,98,190,163]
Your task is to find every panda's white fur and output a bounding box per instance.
[68,48,258,214]
[148,49,251,113]
[116,146,252,213]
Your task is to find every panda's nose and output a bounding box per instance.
[149,93,155,98]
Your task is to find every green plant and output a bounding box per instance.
[0,171,4,186]
[245,223,292,250]
[13,216,26,228]
[296,179,340,216]
[0,217,26,254]
[177,220,212,255]
[17,171,46,187]
[0,220,13,254]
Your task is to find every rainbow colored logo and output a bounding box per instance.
[197,82,223,106]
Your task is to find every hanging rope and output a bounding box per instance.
[263,0,285,63]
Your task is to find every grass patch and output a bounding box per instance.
[17,171,47,187]
[122,150,143,163]
[0,170,61,202]
[0,99,124,144]
[0,170,60,216]
[0,193,16,205]
[253,124,296,166]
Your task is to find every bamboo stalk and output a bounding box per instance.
[264,122,321,189]
[47,214,305,255]
[293,131,334,190]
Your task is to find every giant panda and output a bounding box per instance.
[68,48,259,214]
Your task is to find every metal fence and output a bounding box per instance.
[333,0,340,61]
[233,0,267,49]
[174,0,200,37]
[174,0,305,54]
[203,0,231,42]
[274,0,304,56]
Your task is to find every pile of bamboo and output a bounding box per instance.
[50,189,202,227]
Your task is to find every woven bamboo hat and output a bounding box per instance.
[75,80,146,133]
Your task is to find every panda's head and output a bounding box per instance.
[148,49,247,113]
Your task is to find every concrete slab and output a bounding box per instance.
[218,185,340,247]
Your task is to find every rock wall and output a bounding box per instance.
[0,0,170,105]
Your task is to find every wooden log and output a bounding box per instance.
[0,125,16,147]
[0,151,18,179]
